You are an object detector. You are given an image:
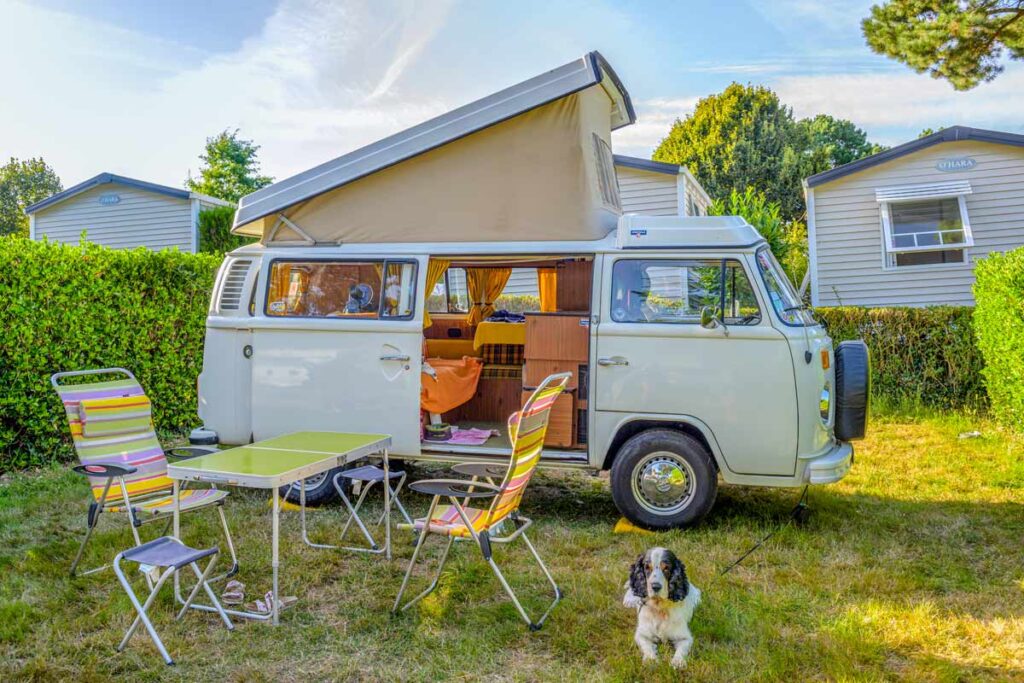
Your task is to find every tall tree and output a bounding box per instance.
[0,158,62,237]
[863,1,1024,90]
[654,84,883,221]
[654,83,805,219]
[186,129,273,203]
[797,114,887,169]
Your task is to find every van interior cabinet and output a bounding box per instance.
[524,313,589,361]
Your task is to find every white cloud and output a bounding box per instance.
[0,0,456,186]
[612,96,699,158]
[773,68,1024,142]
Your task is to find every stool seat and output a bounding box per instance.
[122,536,218,570]
[338,464,403,483]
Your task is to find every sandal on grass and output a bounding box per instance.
[250,590,298,614]
[221,580,245,606]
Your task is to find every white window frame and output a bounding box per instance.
[878,190,973,271]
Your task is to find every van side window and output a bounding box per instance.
[265,260,417,320]
[610,259,760,325]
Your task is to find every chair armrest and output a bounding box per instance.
[73,463,137,478]
[452,463,508,479]
[409,478,501,498]
[166,446,218,461]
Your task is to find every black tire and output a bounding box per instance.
[834,340,870,441]
[609,429,718,530]
[279,466,346,506]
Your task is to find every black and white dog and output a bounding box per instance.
[623,547,701,669]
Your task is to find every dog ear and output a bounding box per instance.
[667,552,689,602]
[629,554,648,600]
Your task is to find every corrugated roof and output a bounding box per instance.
[805,125,1024,188]
[233,51,635,232]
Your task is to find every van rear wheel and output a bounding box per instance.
[610,429,717,530]
[279,466,345,506]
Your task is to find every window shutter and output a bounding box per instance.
[875,180,971,202]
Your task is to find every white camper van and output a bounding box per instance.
[193,53,868,528]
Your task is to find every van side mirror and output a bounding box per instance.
[700,306,730,336]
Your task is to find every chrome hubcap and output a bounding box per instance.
[631,452,695,516]
[290,471,329,491]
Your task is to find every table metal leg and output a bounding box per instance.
[272,485,280,626]
[383,449,391,561]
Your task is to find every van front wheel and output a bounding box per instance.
[610,429,717,530]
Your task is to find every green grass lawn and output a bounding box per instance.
[2,412,1023,682]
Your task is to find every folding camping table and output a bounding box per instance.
[167,431,392,625]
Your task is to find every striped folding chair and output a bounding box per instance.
[51,368,238,579]
[392,372,571,630]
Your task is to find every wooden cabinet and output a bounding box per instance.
[523,359,584,390]
[524,313,589,362]
[521,389,575,448]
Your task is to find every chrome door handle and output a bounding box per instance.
[380,354,411,362]
[597,357,629,366]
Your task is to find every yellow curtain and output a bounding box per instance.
[466,268,511,325]
[422,258,450,328]
[538,267,557,312]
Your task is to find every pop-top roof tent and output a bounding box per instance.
[233,52,635,245]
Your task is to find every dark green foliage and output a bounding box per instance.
[185,128,273,203]
[0,157,62,237]
[815,306,986,411]
[0,237,220,471]
[863,1,1024,90]
[198,206,252,255]
[653,84,883,222]
[973,247,1024,430]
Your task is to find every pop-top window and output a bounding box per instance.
[266,260,417,319]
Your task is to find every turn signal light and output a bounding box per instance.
[821,349,830,369]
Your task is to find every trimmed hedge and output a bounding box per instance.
[974,247,1024,430]
[197,206,251,255]
[0,237,219,471]
[815,306,985,411]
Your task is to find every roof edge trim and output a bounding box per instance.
[806,125,1024,188]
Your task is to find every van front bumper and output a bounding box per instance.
[801,441,853,484]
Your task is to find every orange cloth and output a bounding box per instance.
[538,267,557,312]
[421,357,484,414]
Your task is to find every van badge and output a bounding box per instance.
[629,229,647,237]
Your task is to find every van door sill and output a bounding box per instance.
[419,441,588,463]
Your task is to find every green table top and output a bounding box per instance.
[167,431,391,489]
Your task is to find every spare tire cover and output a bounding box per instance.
[834,340,870,441]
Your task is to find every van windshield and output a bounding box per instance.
[755,247,815,327]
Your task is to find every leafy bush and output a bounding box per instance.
[493,294,540,314]
[425,294,541,316]
[973,247,1024,430]
[0,237,219,471]
[197,206,251,255]
[709,187,807,286]
[815,306,985,411]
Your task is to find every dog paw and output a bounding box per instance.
[670,657,687,670]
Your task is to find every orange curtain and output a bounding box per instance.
[422,258,450,328]
[466,267,511,325]
[538,267,557,312]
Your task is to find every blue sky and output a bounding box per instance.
[3,0,1023,188]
